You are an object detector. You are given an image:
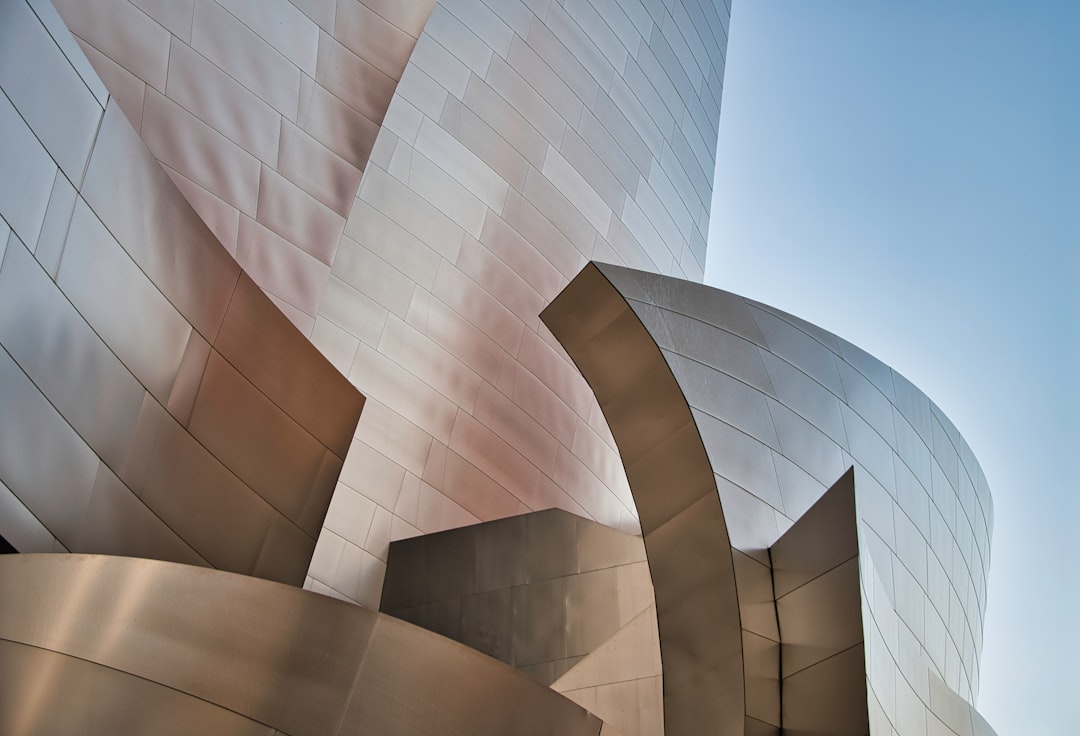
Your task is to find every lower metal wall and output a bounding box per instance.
[0,554,605,736]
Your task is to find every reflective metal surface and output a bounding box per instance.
[542,262,997,736]
[0,3,364,584]
[382,508,652,685]
[0,554,604,736]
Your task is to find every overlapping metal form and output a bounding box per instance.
[0,2,1002,735]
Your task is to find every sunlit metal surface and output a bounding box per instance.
[542,262,997,736]
[0,1,364,584]
[0,554,605,736]
[45,0,733,607]
[303,0,733,610]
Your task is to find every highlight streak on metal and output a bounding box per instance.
[0,554,605,736]
[542,262,998,736]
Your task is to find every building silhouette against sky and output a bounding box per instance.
[0,1,1000,734]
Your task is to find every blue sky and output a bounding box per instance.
[706,2,1078,733]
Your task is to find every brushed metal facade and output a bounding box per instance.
[306,0,731,609]
[49,0,731,606]
[0,3,1005,735]
[0,554,606,736]
[0,0,364,583]
[543,262,997,736]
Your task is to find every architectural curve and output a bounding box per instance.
[542,262,996,736]
[0,553,606,736]
[0,0,364,583]
[42,0,734,607]
[307,0,732,607]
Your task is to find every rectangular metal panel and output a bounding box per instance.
[215,273,364,460]
[76,462,208,566]
[0,237,146,472]
[0,0,102,181]
[82,103,242,340]
[0,347,99,546]
[187,350,337,537]
[58,199,192,404]
[0,91,55,248]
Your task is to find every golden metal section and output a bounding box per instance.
[0,554,604,736]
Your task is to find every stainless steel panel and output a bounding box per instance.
[53,0,172,91]
[316,32,398,125]
[334,0,422,79]
[75,462,208,566]
[57,199,192,404]
[0,91,56,249]
[140,412,282,575]
[187,350,337,537]
[141,88,261,215]
[82,103,241,340]
[32,169,78,278]
[0,346,99,547]
[165,40,283,164]
[215,273,364,460]
[781,644,869,736]
[0,639,274,736]
[0,0,102,182]
[191,0,302,117]
[0,477,57,553]
[0,237,146,473]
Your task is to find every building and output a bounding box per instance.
[0,1,998,734]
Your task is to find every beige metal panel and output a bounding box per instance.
[187,350,339,538]
[316,32,398,124]
[0,554,607,736]
[237,215,333,316]
[142,88,262,216]
[0,238,146,474]
[543,264,744,736]
[0,478,57,553]
[0,346,99,547]
[140,412,287,575]
[52,0,171,91]
[58,200,191,404]
[82,103,241,340]
[166,40,283,165]
[0,640,274,736]
[0,0,103,182]
[0,90,56,249]
[215,273,364,460]
[75,462,208,566]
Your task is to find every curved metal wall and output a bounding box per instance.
[0,554,606,736]
[543,263,994,735]
[0,0,364,584]
[49,0,732,608]
[51,0,436,335]
[307,0,732,606]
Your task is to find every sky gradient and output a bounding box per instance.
[706,2,1078,733]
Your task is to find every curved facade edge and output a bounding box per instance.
[308,0,732,608]
[542,262,996,736]
[0,1,364,583]
[0,553,605,736]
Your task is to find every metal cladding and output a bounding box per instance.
[381,507,658,678]
[47,0,732,606]
[542,262,997,736]
[0,1,1004,735]
[0,554,605,736]
[0,0,364,583]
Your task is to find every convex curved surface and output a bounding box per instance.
[0,553,607,736]
[542,262,996,736]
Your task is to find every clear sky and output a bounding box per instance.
[706,2,1078,733]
